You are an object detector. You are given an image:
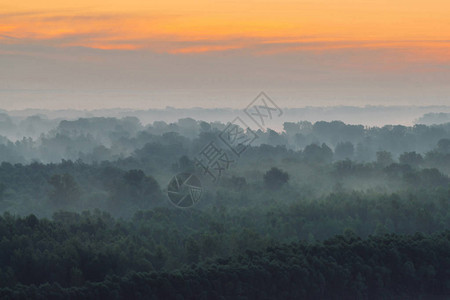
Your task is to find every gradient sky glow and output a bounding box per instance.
[1,0,450,109]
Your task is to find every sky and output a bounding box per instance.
[1,0,450,110]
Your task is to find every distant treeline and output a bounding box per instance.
[417,112,450,125]
[0,114,450,164]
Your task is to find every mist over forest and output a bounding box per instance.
[4,0,450,296]
[3,105,450,140]
[0,106,449,299]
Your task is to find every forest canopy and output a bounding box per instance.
[0,115,449,298]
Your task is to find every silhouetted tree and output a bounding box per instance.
[399,151,423,167]
[303,143,333,164]
[263,167,289,190]
[48,173,80,205]
[437,138,450,154]
[334,141,355,160]
[376,151,394,167]
[0,183,5,201]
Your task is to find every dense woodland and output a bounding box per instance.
[0,114,449,298]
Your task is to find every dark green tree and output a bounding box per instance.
[334,141,354,160]
[376,150,394,167]
[48,173,80,205]
[399,151,423,167]
[263,167,289,190]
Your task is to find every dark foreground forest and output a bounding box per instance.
[0,115,450,299]
[1,223,449,299]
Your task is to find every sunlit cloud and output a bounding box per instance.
[1,0,450,60]
[1,0,450,93]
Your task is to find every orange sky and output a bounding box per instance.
[2,0,450,111]
[1,0,450,57]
